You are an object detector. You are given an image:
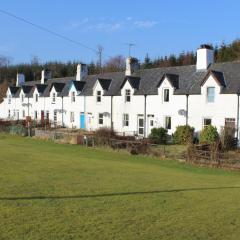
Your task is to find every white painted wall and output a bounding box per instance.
[0,74,239,139]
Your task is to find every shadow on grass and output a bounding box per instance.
[0,186,239,201]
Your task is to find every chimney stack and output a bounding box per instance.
[125,57,140,76]
[41,69,52,84]
[16,73,25,87]
[196,44,214,71]
[76,63,88,81]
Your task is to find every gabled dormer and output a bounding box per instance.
[93,78,112,103]
[120,76,141,102]
[33,84,47,102]
[68,80,86,103]
[7,86,19,104]
[200,70,225,103]
[157,73,179,102]
[49,83,65,104]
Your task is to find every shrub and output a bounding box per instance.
[94,127,116,146]
[149,127,168,144]
[173,125,194,145]
[220,127,236,150]
[199,125,219,144]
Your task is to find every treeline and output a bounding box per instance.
[1,39,240,84]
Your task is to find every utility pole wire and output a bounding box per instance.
[0,8,112,59]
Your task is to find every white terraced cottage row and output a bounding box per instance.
[0,45,239,138]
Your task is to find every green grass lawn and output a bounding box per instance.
[0,134,240,240]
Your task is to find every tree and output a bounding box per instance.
[104,55,125,72]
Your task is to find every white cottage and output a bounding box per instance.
[0,45,240,139]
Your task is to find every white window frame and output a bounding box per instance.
[52,93,56,104]
[98,113,103,125]
[21,93,24,103]
[206,87,215,103]
[53,111,57,124]
[203,118,212,128]
[165,116,171,130]
[35,93,38,103]
[8,95,11,104]
[34,111,38,120]
[71,91,76,103]
[96,91,101,103]
[125,89,131,102]
[123,114,129,127]
[70,112,75,123]
[163,88,170,102]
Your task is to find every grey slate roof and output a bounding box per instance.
[36,84,48,94]
[98,78,112,91]
[11,60,240,98]
[9,86,20,96]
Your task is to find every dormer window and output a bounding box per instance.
[71,92,76,103]
[125,89,131,102]
[21,93,24,103]
[163,89,169,102]
[8,95,11,104]
[96,91,101,103]
[35,93,38,102]
[207,87,215,103]
[52,93,56,104]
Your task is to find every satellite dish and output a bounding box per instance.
[178,109,186,116]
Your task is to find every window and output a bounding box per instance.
[21,94,24,103]
[35,93,38,102]
[207,87,215,103]
[203,118,212,128]
[150,120,154,127]
[53,111,57,123]
[225,118,235,129]
[98,113,103,125]
[8,110,10,118]
[165,116,171,130]
[70,112,74,123]
[125,89,131,102]
[8,95,11,104]
[34,111,38,120]
[163,89,170,102]
[52,93,56,103]
[16,110,19,120]
[22,110,25,118]
[96,91,101,103]
[46,111,49,120]
[123,114,129,127]
[71,92,75,103]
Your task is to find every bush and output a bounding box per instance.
[200,125,219,144]
[149,127,168,144]
[94,127,116,146]
[220,127,236,150]
[173,125,194,145]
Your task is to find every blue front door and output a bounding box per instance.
[80,113,85,129]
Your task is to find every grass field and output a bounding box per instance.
[0,134,240,240]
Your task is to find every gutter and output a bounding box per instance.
[111,95,113,130]
[237,93,239,141]
[186,94,189,125]
[144,94,147,138]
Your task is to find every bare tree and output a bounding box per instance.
[104,55,125,72]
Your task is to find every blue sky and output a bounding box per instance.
[0,0,240,64]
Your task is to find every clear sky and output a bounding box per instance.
[0,0,240,64]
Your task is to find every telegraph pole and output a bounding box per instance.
[126,43,135,57]
[97,45,104,74]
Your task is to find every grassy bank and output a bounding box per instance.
[0,134,240,239]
